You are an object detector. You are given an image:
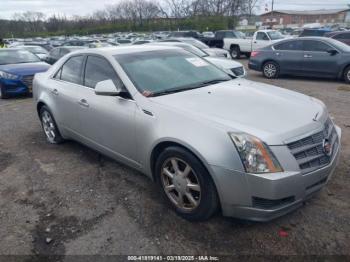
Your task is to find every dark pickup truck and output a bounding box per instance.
[200,30,246,48]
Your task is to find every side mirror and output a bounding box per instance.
[95,79,121,96]
[327,49,338,56]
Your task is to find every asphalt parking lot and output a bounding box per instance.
[0,59,349,259]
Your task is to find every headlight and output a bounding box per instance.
[229,132,283,174]
[0,71,18,80]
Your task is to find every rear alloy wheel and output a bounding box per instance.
[263,61,279,79]
[155,146,219,221]
[39,106,64,144]
[230,46,241,59]
[343,66,350,83]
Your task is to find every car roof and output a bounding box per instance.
[70,45,180,56]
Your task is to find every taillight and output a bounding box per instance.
[251,51,260,57]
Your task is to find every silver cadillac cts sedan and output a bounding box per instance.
[33,46,341,221]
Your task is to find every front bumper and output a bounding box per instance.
[0,77,32,96]
[211,126,341,222]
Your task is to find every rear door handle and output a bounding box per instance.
[51,89,59,95]
[304,54,313,58]
[78,99,89,108]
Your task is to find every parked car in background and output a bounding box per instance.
[299,28,332,37]
[0,49,50,99]
[248,37,350,82]
[22,42,54,51]
[132,40,154,45]
[162,38,231,59]
[148,42,245,77]
[34,46,341,221]
[168,30,202,39]
[223,30,285,59]
[62,40,94,47]
[88,42,113,48]
[15,45,49,61]
[200,30,246,49]
[45,46,86,65]
[202,31,215,38]
[325,31,350,46]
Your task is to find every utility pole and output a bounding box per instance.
[270,0,275,28]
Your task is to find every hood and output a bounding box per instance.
[150,79,327,145]
[205,57,243,70]
[0,62,50,76]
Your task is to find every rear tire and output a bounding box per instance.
[343,66,350,83]
[262,61,280,79]
[230,46,241,59]
[155,146,219,221]
[39,105,64,144]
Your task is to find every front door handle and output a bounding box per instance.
[78,99,89,108]
[51,89,59,95]
[304,54,313,58]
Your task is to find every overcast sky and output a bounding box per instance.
[0,0,349,19]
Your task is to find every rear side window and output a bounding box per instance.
[84,56,123,89]
[60,55,84,84]
[274,40,303,51]
[303,40,331,52]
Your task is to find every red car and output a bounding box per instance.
[325,31,350,46]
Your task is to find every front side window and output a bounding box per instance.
[84,56,123,89]
[115,49,231,96]
[303,40,331,52]
[60,55,84,84]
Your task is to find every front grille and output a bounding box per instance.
[22,75,34,88]
[252,196,295,209]
[231,66,245,77]
[287,118,338,174]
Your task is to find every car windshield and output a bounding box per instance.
[267,31,284,40]
[115,49,231,96]
[0,49,41,65]
[23,46,48,54]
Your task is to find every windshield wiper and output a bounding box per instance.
[151,79,230,97]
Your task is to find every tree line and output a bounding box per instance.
[0,0,260,38]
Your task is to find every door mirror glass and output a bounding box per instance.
[327,49,338,56]
[95,79,121,96]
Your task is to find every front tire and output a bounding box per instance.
[155,146,219,221]
[343,66,350,83]
[39,106,64,144]
[262,61,279,79]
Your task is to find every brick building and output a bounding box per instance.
[260,9,350,27]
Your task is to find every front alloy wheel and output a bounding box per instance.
[40,106,64,144]
[156,146,219,221]
[161,158,201,212]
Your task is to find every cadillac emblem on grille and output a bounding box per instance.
[323,138,333,157]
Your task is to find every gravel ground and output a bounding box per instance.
[0,59,349,260]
